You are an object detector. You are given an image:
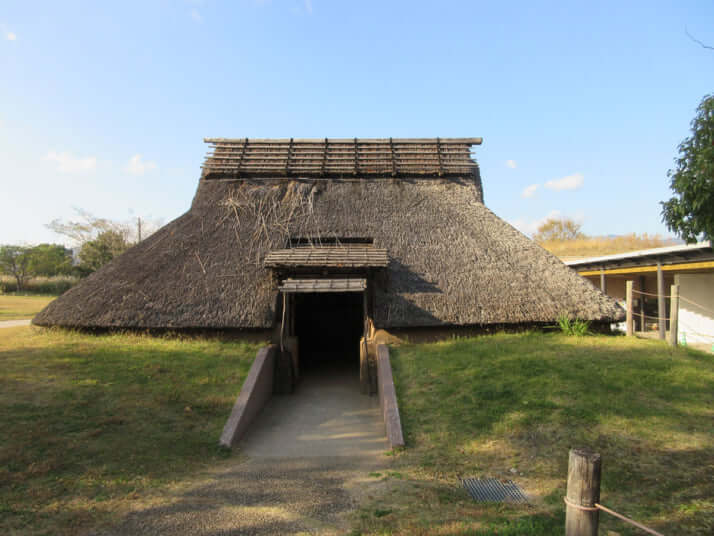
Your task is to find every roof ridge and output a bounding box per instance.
[202,137,482,178]
[205,137,483,144]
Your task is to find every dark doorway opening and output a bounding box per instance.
[294,292,363,374]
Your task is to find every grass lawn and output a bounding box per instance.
[0,326,263,536]
[353,333,714,535]
[0,295,55,320]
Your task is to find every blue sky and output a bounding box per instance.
[1,1,713,246]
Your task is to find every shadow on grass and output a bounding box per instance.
[0,328,261,535]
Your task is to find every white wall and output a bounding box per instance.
[675,273,714,344]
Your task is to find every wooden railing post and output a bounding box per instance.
[626,280,633,336]
[565,448,601,536]
[668,284,679,347]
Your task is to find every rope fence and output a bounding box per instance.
[563,497,665,536]
[679,295,714,315]
[625,281,714,348]
[632,288,714,316]
[632,288,669,299]
[566,449,668,536]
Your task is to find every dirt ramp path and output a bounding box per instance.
[89,455,388,536]
[91,363,391,535]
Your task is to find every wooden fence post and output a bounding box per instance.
[668,284,679,347]
[626,280,633,336]
[565,448,601,536]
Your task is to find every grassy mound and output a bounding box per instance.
[0,327,262,535]
[355,333,714,535]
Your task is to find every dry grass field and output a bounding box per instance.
[539,234,677,259]
[0,295,55,320]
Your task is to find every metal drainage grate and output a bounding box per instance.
[462,478,529,504]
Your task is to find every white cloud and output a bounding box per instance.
[511,210,562,236]
[126,154,158,176]
[545,172,584,191]
[521,184,538,198]
[190,9,203,22]
[46,151,97,174]
[304,0,313,13]
[506,159,517,169]
[6,32,16,41]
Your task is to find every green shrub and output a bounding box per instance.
[556,313,591,336]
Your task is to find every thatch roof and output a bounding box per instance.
[34,138,622,329]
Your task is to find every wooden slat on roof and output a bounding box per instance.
[202,137,481,178]
[265,247,388,268]
[278,278,367,293]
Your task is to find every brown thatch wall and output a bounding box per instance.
[34,175,622,329]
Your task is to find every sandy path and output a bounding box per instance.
[90,366,390,535]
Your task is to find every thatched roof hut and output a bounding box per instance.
[34,138,622,331]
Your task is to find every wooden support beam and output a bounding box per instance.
[565,448,601,536]
[639,275,646,333]
[657,262,666,340]
[626,280,633,337]
[577,260,714,276]
[599,268,607,293]
[669,284,679,347]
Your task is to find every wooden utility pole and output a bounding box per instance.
[137,217,142,242]
[669,284,679,347]
[657,262,666,340]
[565,448,601,536]
[626,280,633,336]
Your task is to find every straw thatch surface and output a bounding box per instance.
[34,171,622,329]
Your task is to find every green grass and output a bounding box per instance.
[353,333,714,535]
[0,327,263,535]
[0,295,55,320]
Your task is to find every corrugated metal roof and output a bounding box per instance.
[202,137,481,178]
[278,278,367,293]
[265,247,388,268]
[565,241,713,270]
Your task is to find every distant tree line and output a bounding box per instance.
[0,244,74,292]
[1,209,161,293]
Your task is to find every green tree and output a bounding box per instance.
[0,246,32,291]
[661,94,714,242]
[78,231,129,273]
[28,244,73,276]
[533,217,586,242]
